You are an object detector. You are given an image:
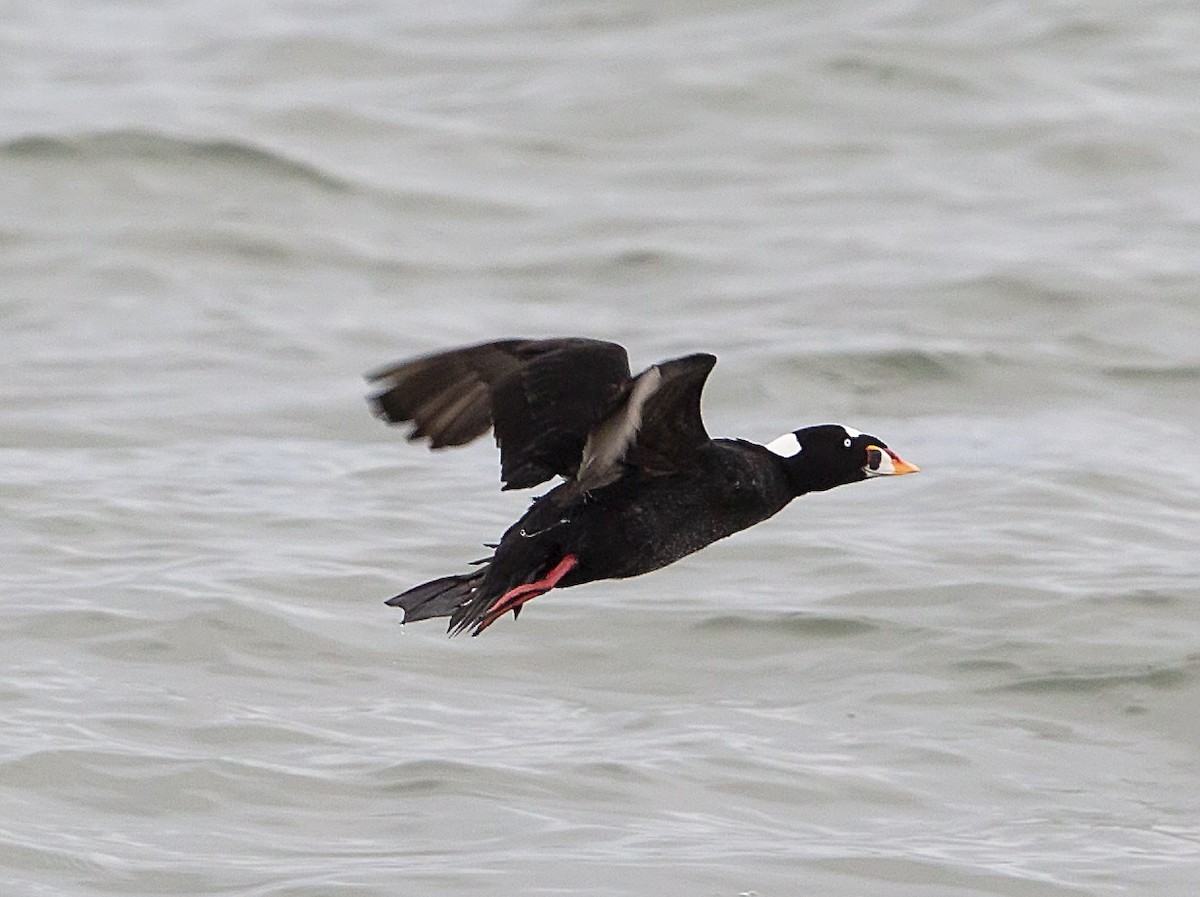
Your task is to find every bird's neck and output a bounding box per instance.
[778,452,836,496]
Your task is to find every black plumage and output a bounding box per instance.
[367,338,918,636]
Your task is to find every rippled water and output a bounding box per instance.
[4,1,1200,895]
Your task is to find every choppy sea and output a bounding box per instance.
[4,1,1200,894]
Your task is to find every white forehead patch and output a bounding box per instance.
[766,432,802,458]
[841,425,862,439]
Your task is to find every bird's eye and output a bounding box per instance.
[843,438,852,448]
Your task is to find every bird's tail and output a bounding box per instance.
[385,569,486,624]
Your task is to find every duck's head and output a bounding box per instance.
[765,424,919,495]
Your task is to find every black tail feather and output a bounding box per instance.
[386,570,485,624]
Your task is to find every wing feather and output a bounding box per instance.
[366,338,631,489]
[623,353,717,475]
[573,352,717,491]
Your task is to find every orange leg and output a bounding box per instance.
[472,554,579,635]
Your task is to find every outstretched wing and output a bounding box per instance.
[573,352,717,491]
[366,338,632,490]
[625,353,717,475]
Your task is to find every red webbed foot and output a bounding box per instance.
[472,554,579,635]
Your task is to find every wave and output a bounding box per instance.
[1105,364,1200,383]
[694,612,879,638]
[1,129,353,192]
[998,657,1197,695]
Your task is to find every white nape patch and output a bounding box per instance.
[841,425,862,439]
[765,432,802,458]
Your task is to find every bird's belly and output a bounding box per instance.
[568,493,775,582]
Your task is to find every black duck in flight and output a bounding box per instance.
[366,338,918,636]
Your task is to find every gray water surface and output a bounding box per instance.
[4,2,1200,895]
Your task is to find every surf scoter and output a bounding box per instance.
[367,338,918,636]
